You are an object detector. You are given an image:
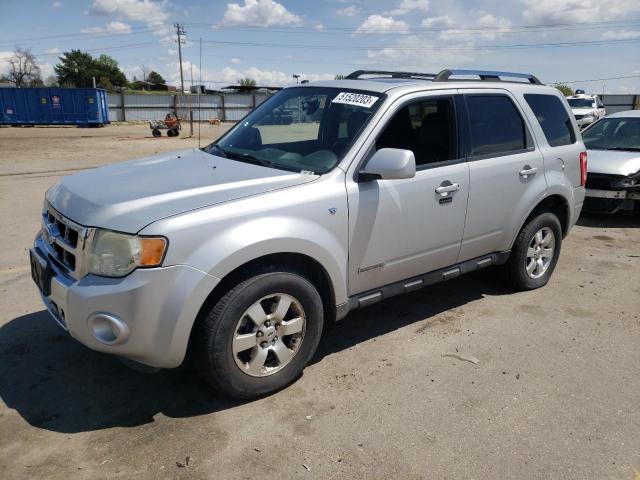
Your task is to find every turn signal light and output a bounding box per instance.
[139,238,168,266]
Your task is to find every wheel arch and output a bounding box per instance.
[186,252,337,362]
[511,194,571,248]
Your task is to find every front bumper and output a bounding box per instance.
[586,188,640,200]
[33,234,220,368]
[584,188,639,213]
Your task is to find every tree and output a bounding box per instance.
[54,50,127,90]
[54,50,96,87]
[334,74,346,80]
[95,54,127,88]
[147,70,165,84]
[554,84,574,97]
[239,77,257,87]
[44,75,59,87]
[6,48,41,87]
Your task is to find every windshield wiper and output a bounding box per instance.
[224,150,273,167]
[208,145,273,167]
[204,144,227,157]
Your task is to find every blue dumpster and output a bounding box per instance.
[0,87,110,126]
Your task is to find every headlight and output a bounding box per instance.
[88,230,167,277]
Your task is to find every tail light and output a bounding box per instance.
[579,151,588,186]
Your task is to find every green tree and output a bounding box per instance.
[554,84,574,97]
[147,70,165,84]
[54,50,96,87]
[239,77,257,87]
[55,50,126,90]
[334,74,346,80]
[95,54,127,88]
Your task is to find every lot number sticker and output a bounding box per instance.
[332,92,379,108]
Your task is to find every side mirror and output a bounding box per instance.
[359,148,416,181]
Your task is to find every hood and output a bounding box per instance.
[47,149,318,232]
[571,108,597,116]
[586,149,640,177]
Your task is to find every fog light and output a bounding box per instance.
[88,313,130,345]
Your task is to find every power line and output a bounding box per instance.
[551,74,640,84]
[3,17,640,47]
[200,37,640,52]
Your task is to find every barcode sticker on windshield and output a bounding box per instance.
[332,92,379,108]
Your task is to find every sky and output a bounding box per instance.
[0,0,639,93]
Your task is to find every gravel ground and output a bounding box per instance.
[0,124,638,480]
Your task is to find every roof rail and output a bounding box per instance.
[346,70,437,80]
[433,69,542,85]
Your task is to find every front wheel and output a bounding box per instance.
[501,212,562,290]
[195,271,324,399]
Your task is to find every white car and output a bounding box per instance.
[582,110,640,214]
[567,93,606,128]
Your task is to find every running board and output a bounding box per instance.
[336,251,510,320]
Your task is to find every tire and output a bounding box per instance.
[152,129,161,137]
[501,212,562,291]
[195,270,324,399]
[172,129,180,137]
[167,129,175,137]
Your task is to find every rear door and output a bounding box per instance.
[458,89,547,261]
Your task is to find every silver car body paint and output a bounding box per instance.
[36,78,585,368]
[587,149,640,177]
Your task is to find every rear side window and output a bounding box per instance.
[524,94,576,147]
[465,95,530,157]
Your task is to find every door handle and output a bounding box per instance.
[519,165,538,178]
[435,182,460,196]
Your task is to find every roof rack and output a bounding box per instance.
[433,69,542,85]
[345,70,437,80]
[345,69,542,85]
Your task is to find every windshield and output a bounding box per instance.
[567,98,595,109]
[583,117,640,151]
[204,87,384,174]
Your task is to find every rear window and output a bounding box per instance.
[466,95,530,157]
[525,94,576,147]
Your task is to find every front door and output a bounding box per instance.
[346,93,470,295]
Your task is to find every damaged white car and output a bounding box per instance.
[583,110,640,214]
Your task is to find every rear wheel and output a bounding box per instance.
[195,270,324,399]
[501,212,562,290]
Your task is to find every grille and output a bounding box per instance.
[585,173,624,190]
[41,205,87,278]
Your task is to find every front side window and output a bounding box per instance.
[376,96,457,166]
[205,87,384,174]
[524,94,576,147]
[582,117,640,151]
[465,95,529,157]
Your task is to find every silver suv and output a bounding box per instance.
[30,69,586,398]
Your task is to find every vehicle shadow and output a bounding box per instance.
[0,270,510,434]
[577,212,640,228]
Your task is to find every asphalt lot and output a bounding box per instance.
[0,124,639,480]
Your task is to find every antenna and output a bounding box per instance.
[198,37,202,149]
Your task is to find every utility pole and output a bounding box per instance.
[174,23,186,93]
